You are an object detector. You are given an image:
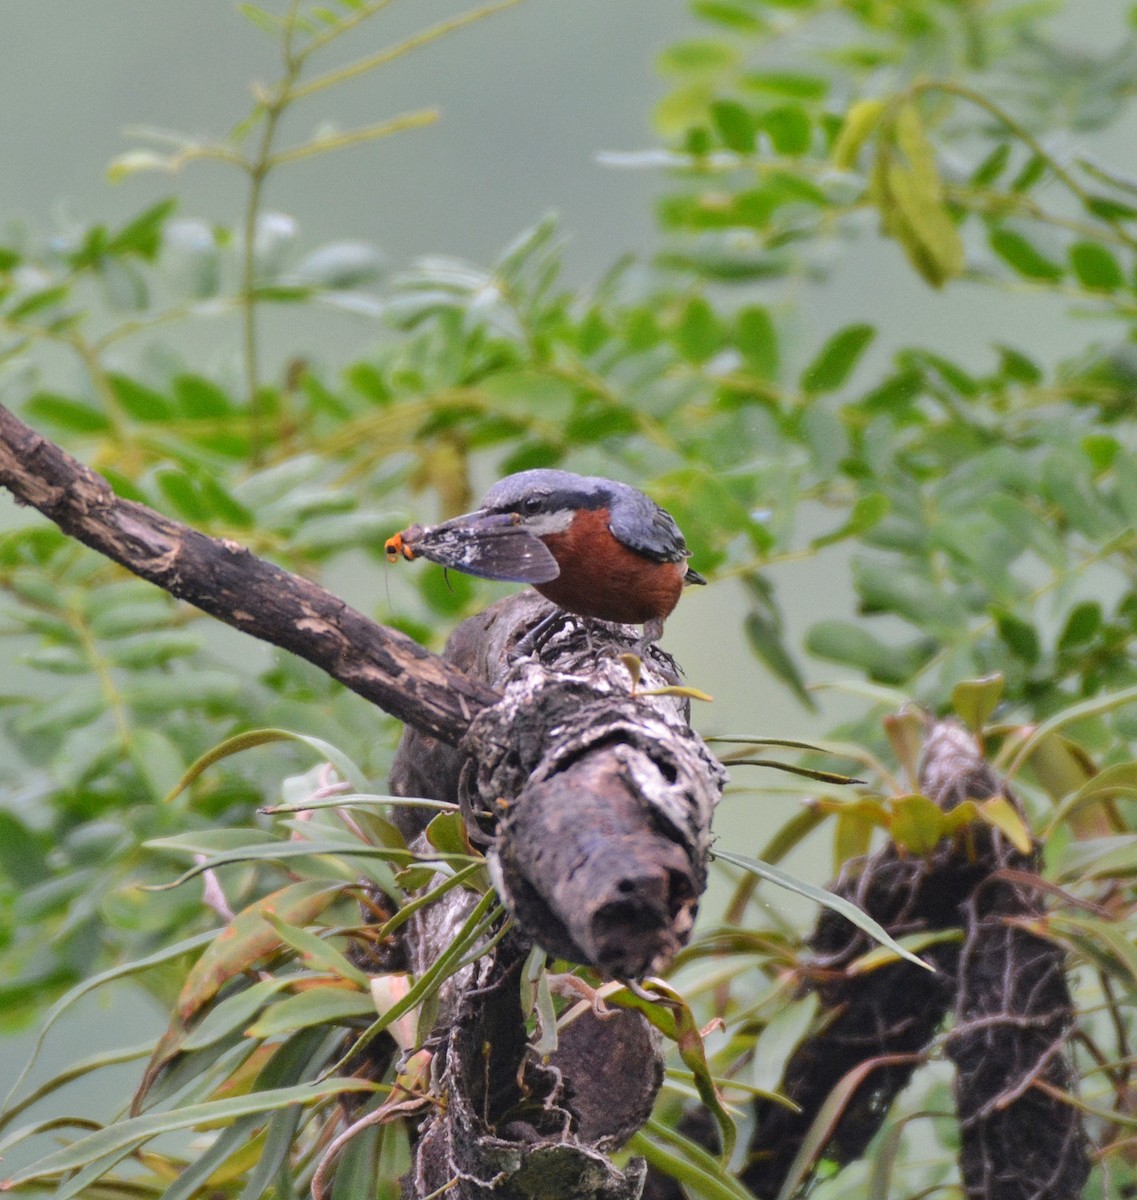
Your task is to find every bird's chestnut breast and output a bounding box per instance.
[535,507,686,625]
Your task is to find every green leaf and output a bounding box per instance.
[674,295,726,363]
[1044,761,1137,839]
[1011,153,1048,193]
[854,559,963,629]
[164,728,369,804]
[608,980,736,1163]
[174,374,235,418]
[658,38,740,76]
[749,989,818,1094]
[148,1115,263,1200]
[154,466,210,521]
[0,1041,152,1133]
[694,1,764,32]
[247,986,376,1038]
[831,98,885,169]
[760,105,811,155]
[1,1079,375,1189]
[175,882,345,1025]
[975,794,1033,854]
[993,607,1041,665]
[712,850,932,970]
[180,978,293,1051]
[0,814,45,887]
[1007,683,1137,779]
[989,229,1063,281]
[7,283,70,320]
[132,881,345,1109]
[970,141,1011,187]
[744,601,815,709]
[848,928,961,975]
[800,324,875,394]
[23,393,112,435]
[888,793,951,854]
[810,493,889,550]
[1049,914,1137,985]
[1068,240,1124,290]
[108,373,174,421]
[631,1120,755,1200]
[1085,193,1137,220]
[710,99,756,153]
[735,305,779,379]
[773,1052,914,1200]
[951,673,1004,731]
[107,198,176,259]
[1058,601,1102,650]
[129,726,187,803]
[996,344,1042,384]
[3,929,217,1119]
[123,669,241,713]
[262,911,371,988]
[743,71,827,100]
[105,630,203,669]
[806,620,936,685]
[324,890,501,1075]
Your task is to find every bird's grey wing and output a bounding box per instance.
[405,522,561,583]
[608,489,690,562]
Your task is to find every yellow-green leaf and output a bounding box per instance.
[951,673,1004,732]
[874,102,964,287]
[887,793,949,855]
[975,794,1034,854]
[832,98,886,169]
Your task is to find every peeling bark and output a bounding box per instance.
[406,943,652,1200]
[392,594,722,1197]
[397,592,723,978]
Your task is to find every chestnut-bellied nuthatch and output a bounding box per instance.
[385,468,706,645]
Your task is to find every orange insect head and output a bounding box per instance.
[384,529,417,562]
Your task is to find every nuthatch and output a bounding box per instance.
[385,468,706,645]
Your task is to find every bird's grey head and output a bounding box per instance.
[478,469,617,536]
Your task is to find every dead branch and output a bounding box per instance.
[389,594,720,1197]
[0,403,497,745]
[0,407,727,1198]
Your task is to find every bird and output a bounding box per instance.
[385,468,706,647]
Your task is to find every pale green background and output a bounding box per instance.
[0,0,1132,1163]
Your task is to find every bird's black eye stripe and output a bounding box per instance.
[487,487,608,517]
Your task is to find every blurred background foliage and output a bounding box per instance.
[3,0,1137,1196]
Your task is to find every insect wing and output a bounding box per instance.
[409,523,560,583]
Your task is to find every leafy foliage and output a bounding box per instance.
[3,0,1137,1197]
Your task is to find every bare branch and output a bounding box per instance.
[0,403,497,745]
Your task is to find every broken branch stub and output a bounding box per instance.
[452,593,724,979]
[391,591,724,979]
[389,593,717,1198]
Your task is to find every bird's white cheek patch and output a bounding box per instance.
[517,509,574,536]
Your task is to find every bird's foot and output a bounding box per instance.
[511,607,570,659]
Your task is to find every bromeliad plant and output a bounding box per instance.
[5,675,1137,1199]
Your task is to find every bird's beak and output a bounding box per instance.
[431,508,521,536]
